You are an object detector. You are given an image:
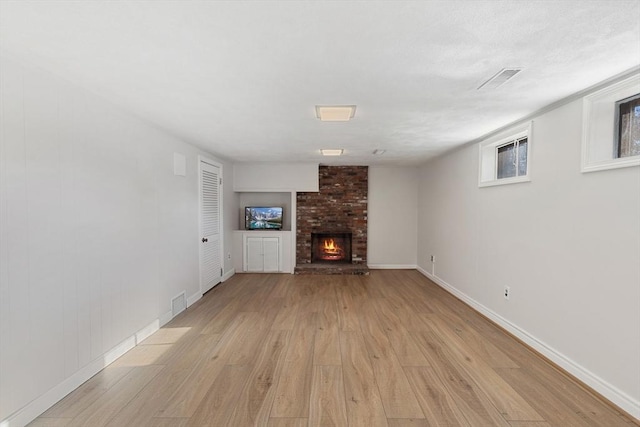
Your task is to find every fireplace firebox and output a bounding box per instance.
[311,232,352,264]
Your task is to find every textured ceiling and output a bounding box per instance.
[1,1,639,165]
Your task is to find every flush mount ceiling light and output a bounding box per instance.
[320,149,344,156]
[315,105,357,121]
[477,68,523,90]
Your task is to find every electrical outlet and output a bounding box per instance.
[430,255,435,262]
[504,286,510,300]
[227,253,231,260]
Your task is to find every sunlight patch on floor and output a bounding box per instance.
[139,327,191,345]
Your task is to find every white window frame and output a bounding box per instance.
[581,73,640,173]
[478,121,532,188]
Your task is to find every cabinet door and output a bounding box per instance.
[246,237,264,272]
[262,237,280,272]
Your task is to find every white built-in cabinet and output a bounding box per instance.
[233,231,291,273]
[245,235,280,272]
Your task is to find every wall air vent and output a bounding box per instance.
[477,68,523,90]
[172,292,186,318]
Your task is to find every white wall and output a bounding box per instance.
[233,162,319,192]
[368,166,418,268]
[417,91,640,417]
[0,55,236,425]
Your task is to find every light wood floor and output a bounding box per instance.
[30,270,636,427]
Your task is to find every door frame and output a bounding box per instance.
[198,155,224,296]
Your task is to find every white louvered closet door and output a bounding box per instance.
[200,161,222,294]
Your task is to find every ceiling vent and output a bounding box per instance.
[477,68,523,90]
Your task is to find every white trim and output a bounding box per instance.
[158,310,173,327]
[581,156,640,173]
[416,266,640,421]
[581,73,640,173]
[232,187,304,193]
[290,191,297,274]
[368,264,417,269]
[478,174,531,188]
[222,268,235,282]
[0,319,158,427]
[187,291,202,308]
[135,319,160,344]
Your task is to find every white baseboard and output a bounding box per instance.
[222,268,235,282]
[368,264,417,269]
[2,319,159,427]
[416,266,640,421]
[135,319,160,344]
[186,292,201,309]
[158,310,173,327]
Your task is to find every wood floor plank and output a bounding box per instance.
[157,312,257,417]
[185,364,251,427]
[340,331,389,427]
[336,286,361,332]
[508,422,553,427]
[105,333,221,426]
[387,271,436,314]
[404,366,471,426]
[267,418,308,427]
[309,365,349,427]
[139,326,191,345]
[140,418,188,427]
[496,367,633,427]
[27,418,72,427]
[412,331,511,426]
[420,312,519,369]
[387,419,431,427]
[109,344,173,367]
[227,330,291,426]
[40,366,132,418]
[271,297,300,331]
[313,295,342,365]
[271,305,316,417]
[66,365,163,427]
[359,299,425,419]
[227,312,272,365]
[199,298,242,335]
[313,327,341,366]
[380,291,430,331]
[371,297,431,367]
[270,274,295,299]
[425,314,544,422]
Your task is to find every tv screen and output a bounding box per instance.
[245,207,283,230]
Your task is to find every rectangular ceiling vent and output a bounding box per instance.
[478,68,523,90]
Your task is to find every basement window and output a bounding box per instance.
[497,137,528,179]
[615,93,640,158]
[479,122,532,187]
[582,73,640,173]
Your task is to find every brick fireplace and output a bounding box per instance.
[295,165,368,274]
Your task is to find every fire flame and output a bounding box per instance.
[322,239,342,254]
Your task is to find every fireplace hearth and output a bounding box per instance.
[312,232,351,264]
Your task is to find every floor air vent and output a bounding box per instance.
[172,292,186,318]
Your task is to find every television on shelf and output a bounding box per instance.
[245,207,283,230]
